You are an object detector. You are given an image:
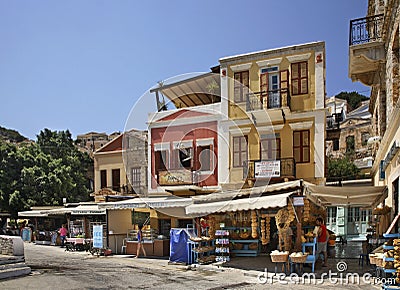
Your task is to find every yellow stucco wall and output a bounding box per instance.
[224,44,323,185]
[227,51,317,116]
[108,209,133,234]
[94,152,127,191]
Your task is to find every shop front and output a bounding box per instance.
[184,180,330,271]
[98,196,193,256]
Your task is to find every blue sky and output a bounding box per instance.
[0,1,369,140]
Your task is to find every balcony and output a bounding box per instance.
[326,113,343,130]
[349,14,385,86]
[246,88,290,112]
[156,169,216,187]
[243,158,296,180]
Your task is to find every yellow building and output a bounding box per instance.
[218,42,326,188]
[349,0,400,223]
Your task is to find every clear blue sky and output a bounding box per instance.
[0,0,369,140]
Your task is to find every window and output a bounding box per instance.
[291,61,308,95]
[234,71,249,103]
[173,147,192,169]
[361,209,371,222]
[197,145,212,171]
[155,150,168,171]
[347,207,361,222]
[100,170,107,189]
[361,132,370,146]
[132,211,150,226]
[259,68,289,109]
[233,136,248,167]
[158,219,171,237]
[293,130,310,163]
[346,135,355,152]
[131,167,141,187]
[261,137,281,160]
[333,139,339,151]
[327,207,337,224]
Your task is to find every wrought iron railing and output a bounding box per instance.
[243,158,296,180]
[246,88,290,111]
[326,113,343,130]
[349,14,384,45]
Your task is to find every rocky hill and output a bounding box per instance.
[0,126,28,143]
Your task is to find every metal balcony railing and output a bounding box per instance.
[246,88,290,111]
[243,158,296,180]
[349,14,384,45]
[326,113,343,130]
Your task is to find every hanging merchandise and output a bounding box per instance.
[303,198,310,222]
[276,208,294,251]
[260,214,271,245]
[251,210,258,239]
[208,216,216,239]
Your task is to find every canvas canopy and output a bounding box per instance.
[304,181,387,207]
[98,196,192,210]
[185,191,295,215]
[191,180,301,204]
[46,205,106,216]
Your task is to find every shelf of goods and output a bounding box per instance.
[215,229,230,263]
[380,233,400,289]
[190,236,215,264]
[226,227,259,257]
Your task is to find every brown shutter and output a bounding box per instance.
[280,70,289,106]
[260,72,268,97]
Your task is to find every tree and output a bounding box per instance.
[327,156,361,183]
[335,91,368,111]
[0,129,93,218]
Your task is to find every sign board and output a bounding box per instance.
[93,225,103,249]
[292,196,304,206]
[159,170,192,185]
[21,228,32,242]
[254,160,280,178]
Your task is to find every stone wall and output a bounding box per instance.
[0,235,24,256]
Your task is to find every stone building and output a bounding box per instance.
[349,0,400,221]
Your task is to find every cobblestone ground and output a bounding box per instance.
[0,243,381,290]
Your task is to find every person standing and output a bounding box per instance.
[316,217,328,267]
[59,224,68,248]
[135,225,147,258]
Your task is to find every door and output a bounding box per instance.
[268,73,280,108]
[112,169,120,192]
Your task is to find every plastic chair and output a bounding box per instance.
[121,238,127,254]
[302,237,316,273]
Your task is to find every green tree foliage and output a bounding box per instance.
[335,91,368,111]
[327,156,360,182]
[0,129,93,217]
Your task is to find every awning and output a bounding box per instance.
[185,191,294,215]
[192,180,301,204]
[18,210,49,218]
[98,196,193,210]
[46,205,106,216]
[304,182,387,207]
[149,72,221,108]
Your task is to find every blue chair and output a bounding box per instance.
[302,237,316,273]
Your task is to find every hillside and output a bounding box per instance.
[0,126,28,143]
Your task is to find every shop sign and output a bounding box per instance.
[292,196,304,206]
[254,160,280,178]
[383,140,400,170]
[159,170,192,185]
[93,225,103,249]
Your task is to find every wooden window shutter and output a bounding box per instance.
[280,70,289,106]
[260,72,268,97]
